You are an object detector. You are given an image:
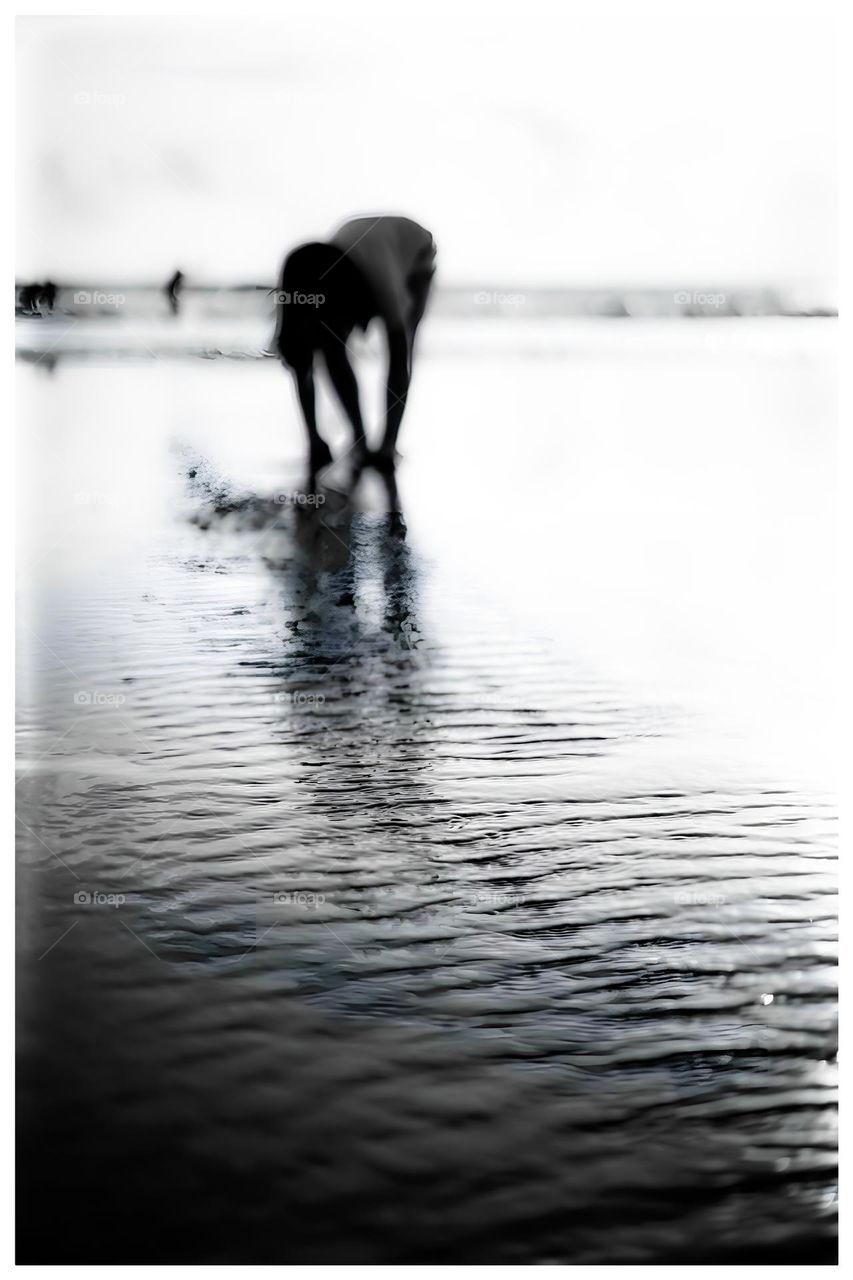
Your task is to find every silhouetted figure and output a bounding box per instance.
[40,281,58,313]
[17,283,43,315]
[274,216,436,473]
[165,270,185,315]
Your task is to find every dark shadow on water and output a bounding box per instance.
[189,459,422,660]
[186,460,437,824]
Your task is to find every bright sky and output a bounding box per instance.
[16,4,836,287]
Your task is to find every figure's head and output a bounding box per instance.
[274,242,376,371]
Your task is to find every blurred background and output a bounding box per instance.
[17,5,836,299]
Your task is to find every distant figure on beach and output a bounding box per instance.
[17,283,43,315]
[165,270,185,315]
[274,215,436,472]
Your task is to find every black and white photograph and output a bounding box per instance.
[12,1,840,1268]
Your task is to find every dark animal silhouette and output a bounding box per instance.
[274,216,435,472]
[165,270,185,315]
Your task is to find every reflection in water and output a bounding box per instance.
[208,468,437,850]
[17,445,837,1263]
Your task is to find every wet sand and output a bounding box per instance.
[16,319,837,1262]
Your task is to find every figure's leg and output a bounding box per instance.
[376,267,434,466]
[322,343,368,462]
[405,263,435,360]
[293,363,333,471]
[378,327,411,466]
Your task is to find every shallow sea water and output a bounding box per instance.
[16,315,837,1262]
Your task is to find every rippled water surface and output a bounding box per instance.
[16,318,837,1263]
